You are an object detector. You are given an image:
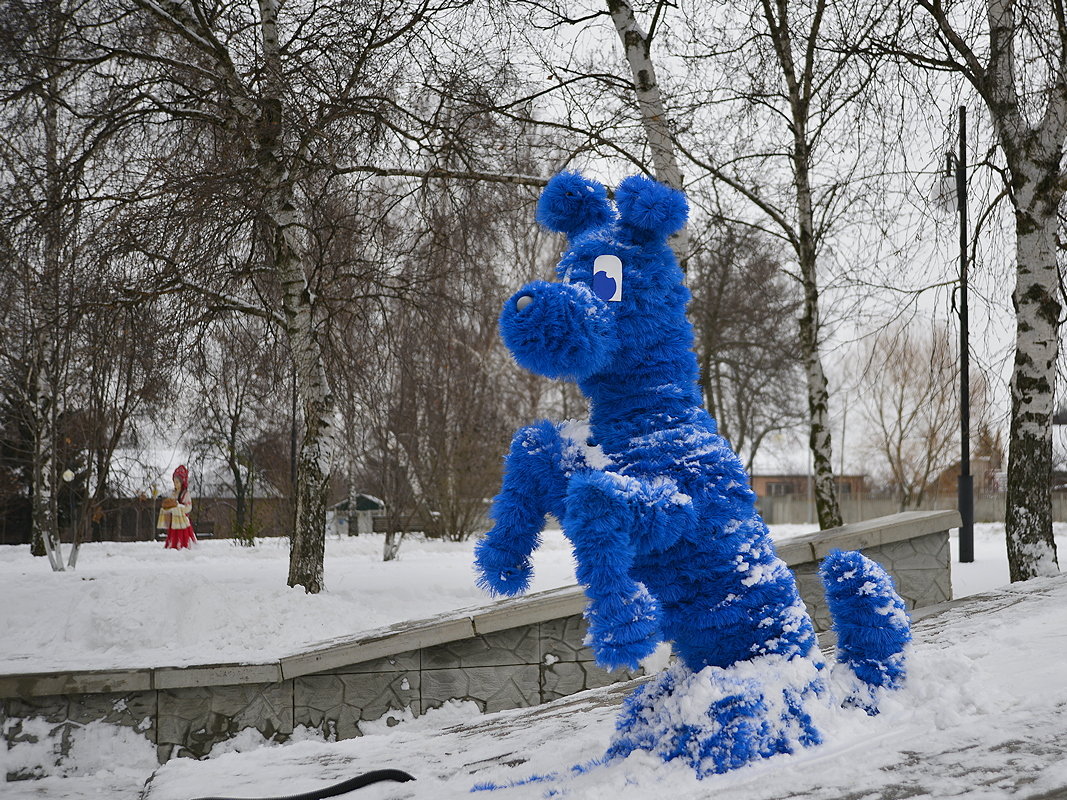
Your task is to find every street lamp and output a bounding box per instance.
[940,106,974,563]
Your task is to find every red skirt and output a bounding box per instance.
[164,525,197,549]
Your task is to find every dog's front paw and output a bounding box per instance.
[474,537,533,597]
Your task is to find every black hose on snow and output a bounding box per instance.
[188,769,416,800]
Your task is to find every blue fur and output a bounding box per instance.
[499,281,618,381]
[613,174,688,242]
[535,171,614,236]
[474,171,911,778]
[606,660,824,778]
[820,549,911,703]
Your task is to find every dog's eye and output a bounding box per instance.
[592,255,622,302]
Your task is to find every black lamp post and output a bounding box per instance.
[945,106,974,563]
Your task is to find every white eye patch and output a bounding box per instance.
[592,254,623,302]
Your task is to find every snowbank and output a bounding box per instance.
[1,526,819,674]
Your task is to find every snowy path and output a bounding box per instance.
[136,574,1067,800]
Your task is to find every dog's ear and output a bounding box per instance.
[536,171,613,239]
[615,174,687,244]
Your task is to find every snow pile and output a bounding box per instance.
[3,523,1065,799]
[1,717,157,785]
[604,652,827,778]
[0,531,583,673]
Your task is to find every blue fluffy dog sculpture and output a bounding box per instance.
[474,171,911,778]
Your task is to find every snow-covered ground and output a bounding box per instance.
[0,525,821,674]
[2,522,1064,799]
[144,574,1067,800]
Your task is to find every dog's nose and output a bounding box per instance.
[515,294,534,311]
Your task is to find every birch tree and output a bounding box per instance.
[0,2,73,567]
[891,0,1064,580]
[605,0,687,260]
[673,0,900,529]
[0,0,148,568]
[113,0,348,590]
[118,0,471,591]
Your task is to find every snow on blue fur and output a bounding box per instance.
[474,171,911,779]
[607,655,825,778]
[821,549,911,706]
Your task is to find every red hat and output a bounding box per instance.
[173,465,189,487]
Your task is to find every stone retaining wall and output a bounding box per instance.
[2,510,958,776]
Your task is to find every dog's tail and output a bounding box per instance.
[820,549,911,711]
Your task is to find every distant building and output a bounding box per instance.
[930,457,1005,496]
[749,473,867,499]
[328,494,386,536]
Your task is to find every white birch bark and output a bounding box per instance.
[983,0,1064,580]
[382,429,431,562]
[762,0,842,529]
[1004,202,1061,578]
[793,154,841,530]
[31,46,66,571]
[66,461,93,569]
[606,0,688,263]
[799,289,842,530]
[256,0,334,593]
[31,346,63,572]
[67,529,82,569]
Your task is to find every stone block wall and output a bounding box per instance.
[2,510,958,777]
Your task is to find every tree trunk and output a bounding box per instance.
[605,0,688,263]
[67,462,93,569]
[32,59,65,568]
[792,128,841,529]
[761,0,842,530]
[288,354,333,589]
[981,0,1064,581]
[798,273,842,530]
[255,0,334,593]
[1004,177,1061,580]
[31,343,62,571]
[231,455,247,534]
[383,529,404,562]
